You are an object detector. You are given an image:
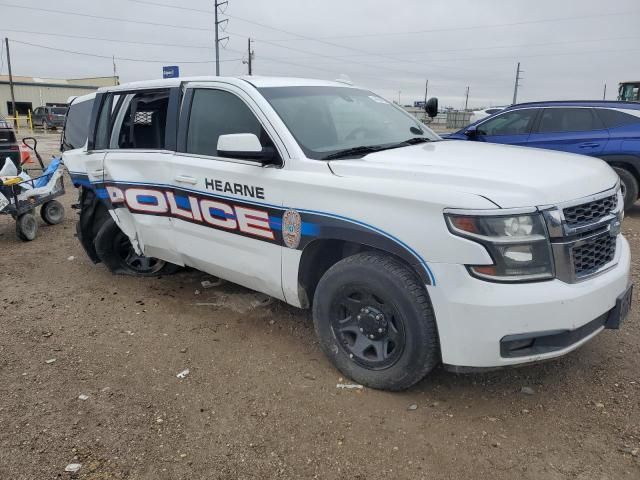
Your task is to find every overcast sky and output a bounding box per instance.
[0,0,638,108]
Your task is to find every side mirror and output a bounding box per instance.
[217,133,276,165]
[464,125,478,138]
[426,97,439,118]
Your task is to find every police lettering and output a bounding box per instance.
[107,186,274,240]
[205,178,265,200]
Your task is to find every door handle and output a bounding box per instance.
[175,175,198,185]
[579,142,600,148]
[90,169,104,176]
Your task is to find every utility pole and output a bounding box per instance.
[112,55,119,85]
[5,38,16,126]
[244,38,253,75]
[512,62,523,105]
[464,86,469,111]
[398,90,401,105]
[423,79,429,105]
[603,83,607,100]
[214,1,229,76]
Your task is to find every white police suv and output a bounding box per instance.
[62,77,632,390]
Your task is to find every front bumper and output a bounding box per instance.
[427,235,631,368]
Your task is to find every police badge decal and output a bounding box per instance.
[282,209,302,249]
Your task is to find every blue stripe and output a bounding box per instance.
[72,176,436,285]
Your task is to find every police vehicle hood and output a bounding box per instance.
[328,140,618,208]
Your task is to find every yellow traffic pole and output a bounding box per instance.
[27,110,33,132]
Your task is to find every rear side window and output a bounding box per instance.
[537,108,603,133]
[0,129,16,144]
[186,89,269,158]
[596,109,640,129]
[62,98,94,151]
[113,91,170,149]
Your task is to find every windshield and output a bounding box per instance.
[52,107,68,115]
[259,86,440,159]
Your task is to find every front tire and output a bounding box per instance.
[313,252,439,391]
[16,212,38,241]
[614,167,638,211]
[94,218,179,276]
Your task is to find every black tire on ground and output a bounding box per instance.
[312,251,440,391]
[16,212,38,241]
[93,217,180,276]
[40,200,65,225]
[614,167,639,211]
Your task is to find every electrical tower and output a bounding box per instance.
[214,1,229,76]
[512,62,523,105]
[464,86,469,111]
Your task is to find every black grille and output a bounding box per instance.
[573,234,616,277]
[563,195,617,227]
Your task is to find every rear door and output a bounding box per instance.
[169,82,286,298]
[473,108,539,145]
[527,107,609,155]
[100,87,182,265]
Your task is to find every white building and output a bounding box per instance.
[0,75,118,117]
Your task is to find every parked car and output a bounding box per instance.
[446,101,640,210]
[62,78,631,391]
[32,106,68,130]
[469,106,507,124]
[0,116,20,169]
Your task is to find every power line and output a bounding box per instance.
[0,2,212,32]
[9,39,242,64]
[278,10,640,41]
[0,28,214,50]
[127,0,637,42]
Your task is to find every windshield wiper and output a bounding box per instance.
[323,145,387,160]
[400,137,432,145]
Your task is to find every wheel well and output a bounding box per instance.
[297,239,423,309]
[600,156,640,188]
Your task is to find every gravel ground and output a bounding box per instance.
[1,133,638,479]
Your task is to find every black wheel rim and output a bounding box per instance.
[114,231,166,274]
[329,285,406,370]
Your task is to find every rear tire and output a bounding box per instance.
[614,167,638,211]
[94,218,180,276]
[41,200,65,225]
[312,252,439,391]
[16,212,38,241]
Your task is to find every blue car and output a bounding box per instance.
[446,101,640,210]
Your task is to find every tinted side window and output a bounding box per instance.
[62,98,95,151]
[186,89,269,158]
[0,129,16,144]
[538,108,602,133]
[114,90,170,149]
[477,109,537,136]
[596,109,640,129]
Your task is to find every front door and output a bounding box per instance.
[169,84,286,299]
[473,108,539,146]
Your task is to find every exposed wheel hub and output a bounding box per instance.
[357,306,388,340]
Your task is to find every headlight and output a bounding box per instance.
[445,212,554,282]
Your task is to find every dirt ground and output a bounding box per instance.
[1,133,638,480]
